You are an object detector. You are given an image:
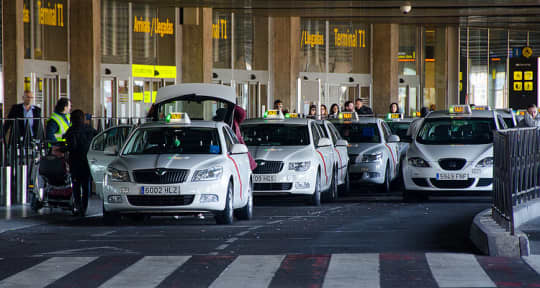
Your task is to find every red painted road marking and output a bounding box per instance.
[227,155,243,200]
[316,151,328,183]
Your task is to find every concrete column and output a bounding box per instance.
[2,0,24,117]
[446,25,459,106]
[271,17,300,112]
[70,0,101,116]
[181,8,212,83]
[372,24,399,115]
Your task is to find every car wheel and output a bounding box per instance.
[310,171,322,206]
[379,162,391,193]
[339,168,350,196]
[30,193,42,212]
[215,181,234,225]
[102,203,120,225]
[326,168,338,202]
[236,180,253,220]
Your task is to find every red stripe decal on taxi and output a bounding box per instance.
[316,151,328,183]
[227,155,242,200]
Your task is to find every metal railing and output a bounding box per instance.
[492,127,540,235]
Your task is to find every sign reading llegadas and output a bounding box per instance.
[133,16,174,38]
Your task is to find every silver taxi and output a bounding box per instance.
[316,120,350,195]
[384,113,416,162]
[403,105,503,199]
[331,113,401,193]
[101,84,253,225]
[240,111,338,206]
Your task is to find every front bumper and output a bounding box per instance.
[252,169,317,196]
[403,162,493,191]
[349,162,385,184]
[103,177,229,214]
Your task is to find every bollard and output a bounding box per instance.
[21,164,27,205]
[4,166,11,207]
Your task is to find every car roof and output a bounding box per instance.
[138,120,223,129]
[495,109,514,118]
[330,117,380,124]
[155,83,236,104]
[386,117,415,124]
[242,118,311,125]
[426,109,495,119]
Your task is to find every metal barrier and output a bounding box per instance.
[492,127,540,235]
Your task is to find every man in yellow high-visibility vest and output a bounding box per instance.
[46,97,72,142]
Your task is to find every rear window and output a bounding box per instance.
[241,124,310,146]
[333,123,381,143]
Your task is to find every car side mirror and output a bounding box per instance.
[317,138,332,147]
[230,143,248,155]
[335,139,348,147]
[387,135,400,143]
[104,145,118,156]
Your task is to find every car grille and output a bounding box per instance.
[132,169,189,184]
[253,183,292,191]
[127,195,195,206]
[476,178,493,187]
[438,158,467,171]
[429,178,475,189]
[253,160,284,174]
[412,178,429,187]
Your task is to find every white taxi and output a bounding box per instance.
[331,113,401,193]
[384,113,417,162]
[316,119,350,195]
[102,84,252,225]
[403,105,503,199]
[240,111,338,205]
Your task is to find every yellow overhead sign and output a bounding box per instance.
[154,66,176,79]
[132,64,176,79]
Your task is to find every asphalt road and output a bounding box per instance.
[0,188,538,287]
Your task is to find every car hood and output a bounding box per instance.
[409,142,492,162]
[247,146,313,162]
[110,154,223,171]
[347,142,386,156]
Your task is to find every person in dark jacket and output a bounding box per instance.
[64,109,97,216]
[6,91,42,139]
[355,98,373,115]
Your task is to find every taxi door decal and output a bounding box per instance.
[316,150,329,183]
[385,143,396,172]
[334,148,342,179]
[227,154,243,200]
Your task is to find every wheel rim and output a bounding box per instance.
[227,185,233,219]
[248,183,253,215]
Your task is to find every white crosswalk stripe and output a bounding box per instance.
[322,253,380,288]
[523,255,540,274]
[208,255,285,288]
[99,256,191,288]
[0,256,97,288]
[426,253,496,288]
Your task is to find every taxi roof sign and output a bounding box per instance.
[471,106,491,111]
[264,109,285,119]
[449,105,472,115]
[386,113,403,120]
[166,112,191,124]
[338,112,358,120]
[285,112,301,119]
[515,109,527,116]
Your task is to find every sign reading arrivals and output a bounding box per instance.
[133,16,174,37]
[509,46,537,109]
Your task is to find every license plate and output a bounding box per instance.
[436,173,468,180]
[140,186,181,195]
[253,175,277,183]
[360,167,369,172]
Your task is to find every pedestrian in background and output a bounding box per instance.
[519,104,540,128]
[320,104,328,118]
[46,97,71,142]
[329,104,340,118]
[6,90,41,139]
[355,98,373,115]
[307,104,317,118]
[344,101,354,112]
[64,109,97,216]
[389,102,400,113]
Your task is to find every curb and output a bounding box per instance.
[470,208,529,257]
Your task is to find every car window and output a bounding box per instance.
[328,123,342,141]
[222,127,234,152]
[241,124,310,146]
[122,127,221,155]
[91,126,130,151]
[311,123,321,145]
[334,123,381,143]
[387,121,411,139]
[225,126,240,144]
[497,114,508,129]
[91,132,106,151]
[381,122,391,141]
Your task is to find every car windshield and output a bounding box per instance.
[387,122,411,139]
[503,117,516,128]
[122,127,221,155]
[333,123,381,143]
[241,124,310,146]
[416,117,495,145]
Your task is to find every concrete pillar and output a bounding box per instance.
[2,0,24,117]
[447,25,459,106]
[372,24,399,115]
[70,0,101,116]
[271,17,300,112]
[181,8,212,83]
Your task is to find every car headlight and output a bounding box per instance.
[106,167,130,182]
[408,157,430,167]
[192,166,223,182]
[289,161,311,172]
[362,152,383,162]
[476,157,494,168]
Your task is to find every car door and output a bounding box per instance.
[381,121,399,179]
[328,122,348,185]
[311,122,333,189]
[87,126,132,198]
[223,127,250,206]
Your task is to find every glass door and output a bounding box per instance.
[101,77,116,119]
[34,76,59,118]
[398,76,419,116]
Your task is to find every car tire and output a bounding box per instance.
[379,161,391,193]
[310,171,322,206]
[235,180,253,220]
[326,168,338,202]
[30,193,43,212]
[215,181,234,225]
[102,203,120,225]
[338,168,350,196]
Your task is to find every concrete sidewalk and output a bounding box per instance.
[0,197,102,234]
[520,218,540,255]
